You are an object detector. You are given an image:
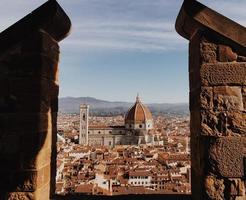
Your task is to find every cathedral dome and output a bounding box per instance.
[125,95,153,124]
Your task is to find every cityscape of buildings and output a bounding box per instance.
[56,96,191,195]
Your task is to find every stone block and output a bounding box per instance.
[237,55,246,62]
[209,137,246,177]
[34,184,50,200]
[201,110,246,136]
[200,42,217,52]
[0,170,38,192]
[218,45,237,62]
[7,94,50,113]
[201,110,226,136]
[20,130,51,154]
[37,164,50,188]
[227,111,246,136]
[14,170,38,192]
[190,87,213,111]
[10,78,50,98]
[1,135,20,155]
[8,112,51,133]
[21,30,59,63]
[0,155,21,171]
[213,86,243,111]
[35,148,51,170]
[7,54,58,80]
[228,178,245,196]
[201,51,217,63]
[205,175,225,200]
[201,87,213,109]
[7,192,34,200]
[201,63,246,86]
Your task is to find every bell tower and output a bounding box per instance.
[79,105,89,145]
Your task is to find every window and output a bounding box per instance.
[139,124,142,128]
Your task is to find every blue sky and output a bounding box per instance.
[0,0,245,103]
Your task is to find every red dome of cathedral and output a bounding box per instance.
[125,95,153,124]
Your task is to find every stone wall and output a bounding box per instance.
[189,31,246,200]
[176,1,246,199]
[0,30,59,200]
[0,1,71,199]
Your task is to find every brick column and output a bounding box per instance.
[0,1,70,199]
[176,1,246,199]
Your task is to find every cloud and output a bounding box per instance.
[0,0,244,53]
[61,20,186,52]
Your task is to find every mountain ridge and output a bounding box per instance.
[59,96,189,116]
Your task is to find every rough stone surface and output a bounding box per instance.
[201,63,246,86]
[201,87,213,109]
[7,192,34,200]
[187,28,246,199]
[228,178,245,196]
[213,86,243,111]
[218,45,237,62]
[205,175,225,200]
[209,137,246,178]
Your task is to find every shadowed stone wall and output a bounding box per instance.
[0,29,59,200]
[176,0,246,199]
[0,1,71,199]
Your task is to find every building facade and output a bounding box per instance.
[79,95,154,147]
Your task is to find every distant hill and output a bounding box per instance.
[58,97,189,116]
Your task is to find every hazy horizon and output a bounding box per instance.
[59,95,189,104]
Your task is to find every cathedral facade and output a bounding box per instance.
[79,95,154,147]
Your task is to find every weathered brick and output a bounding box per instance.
[201,63,246,86]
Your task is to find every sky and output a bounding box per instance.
[0,0,245,103]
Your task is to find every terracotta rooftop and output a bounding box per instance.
[88,125,125,130]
